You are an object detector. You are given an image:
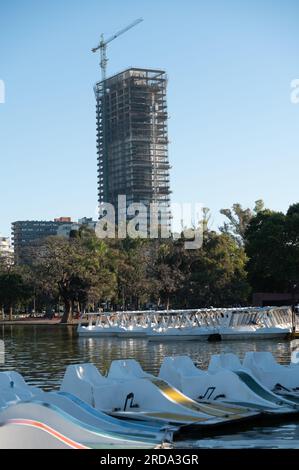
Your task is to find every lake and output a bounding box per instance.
[1,324,299,448]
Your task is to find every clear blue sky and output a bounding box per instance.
[1,0,299,238]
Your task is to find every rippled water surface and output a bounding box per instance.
[1,325,299,448]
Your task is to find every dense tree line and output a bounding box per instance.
[1,201,299,323]
[245,203,299,295]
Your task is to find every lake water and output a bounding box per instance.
[1,324,299,448]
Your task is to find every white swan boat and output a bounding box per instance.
[217,307,292,340]
[77,307,292,340]
[159,355,296,415]
[77,312,151,338]
[147,326,214,341]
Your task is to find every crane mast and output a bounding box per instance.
[92,18,143,82]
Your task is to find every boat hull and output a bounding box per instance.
[0,402,158,449]
[219,332,290,340]
[148,334,210,341]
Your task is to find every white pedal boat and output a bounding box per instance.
[117,325,150,338]
[0,371,169,448]
[218,326,291,340]
[242,352,299,400]
[0,401,160,449]
[147,327,213,341]
[77,325,122,337]
[107,360,262,424]
[291,339,299,364]
[159,355,297,415]
[208,353,298,412]
[61,362,259,429]
[0,418,89,449]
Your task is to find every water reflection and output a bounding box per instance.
[188,423,299,449]
[0,325,293,388]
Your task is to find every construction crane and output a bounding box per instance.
[92,18,143,82]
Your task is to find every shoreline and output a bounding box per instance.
[0,319,80,326]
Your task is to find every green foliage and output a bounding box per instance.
[220,200,264,246]
[111,237,154,310]
[0,226,253,322]
[175,232,250,307]
[0,270,32,319]
[149,240,186,309]
[10,199,299,322]
[245,204,299,294]
[31,233,116,323]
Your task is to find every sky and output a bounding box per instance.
[1,0,299,238]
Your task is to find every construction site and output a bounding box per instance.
[92,20,171,234]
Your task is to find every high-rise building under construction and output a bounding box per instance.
[94,68,171,234]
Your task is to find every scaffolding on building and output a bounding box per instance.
[94,68,172,232]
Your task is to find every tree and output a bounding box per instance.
[149,240,185,309]
[178,232,250,307]
[0,271,32,320]
[245,210,289,292]
[112,238,154,310]
[220,200,264,246]
[32,233,116,323]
